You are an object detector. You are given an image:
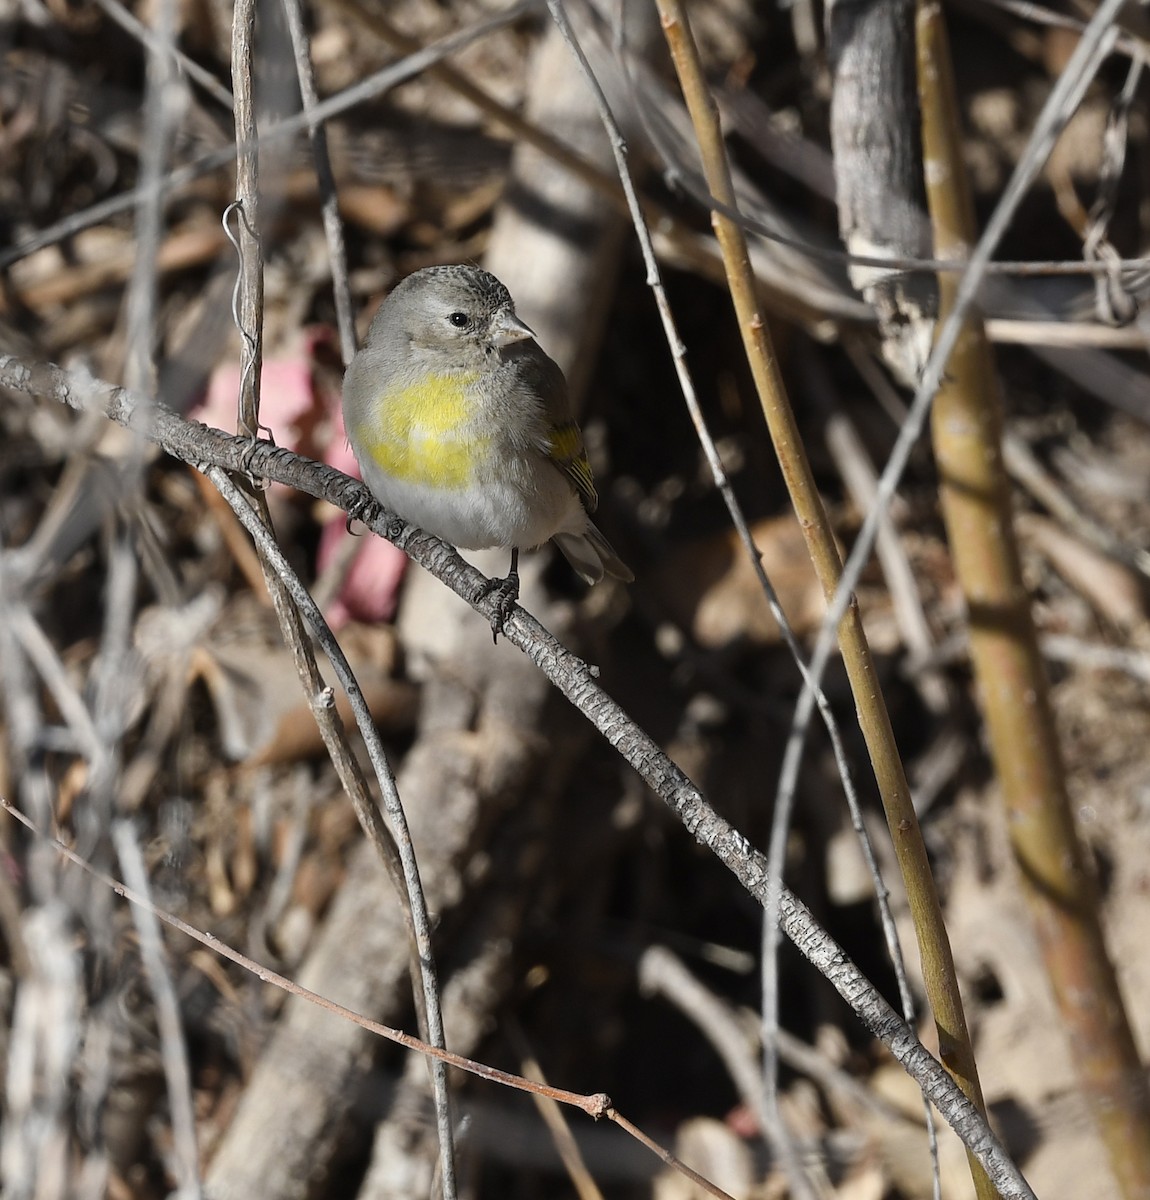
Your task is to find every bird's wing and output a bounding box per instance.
[545,420,598,514]
[517,341,599,513]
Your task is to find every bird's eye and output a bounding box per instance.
[448,311,470,328]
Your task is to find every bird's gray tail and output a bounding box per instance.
[552,523,634,587]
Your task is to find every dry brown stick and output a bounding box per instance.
[604,1110,739,1200]
[227,3,455,1190]
[507,1022,607,1200]
[916,4,1150,1197]
[651,6,992,1193]
[4,798,738,1200]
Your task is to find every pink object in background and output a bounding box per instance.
[317,403,408,628]
[193,328,408,628]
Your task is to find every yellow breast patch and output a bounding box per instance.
[361,372,488,489]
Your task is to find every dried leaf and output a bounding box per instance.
[653,516,826,648]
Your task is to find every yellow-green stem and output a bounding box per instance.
[917,4,1150,1197]
[654,5,994,1194]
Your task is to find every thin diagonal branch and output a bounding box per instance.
[0,350,1037,1200]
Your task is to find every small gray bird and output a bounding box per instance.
[342,265,632,623]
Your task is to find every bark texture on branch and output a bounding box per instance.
[0,350,1037,1200]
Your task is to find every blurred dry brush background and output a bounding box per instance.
[1,0,1150,1196]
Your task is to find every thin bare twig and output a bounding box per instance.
[802,0,1125,724]
[279,0,356,365]
[112,823,203,1199]
[774,0,1128,1139]
[3,800,742,1200]
[605,1109,739,1200]
[206,466,458,1197]
[774,5,1128,1186]
[587,11,945,1198]
[545,7,857,1192]
[90,0,234,109]
[228,0,454,1189]
[123,0,181,395]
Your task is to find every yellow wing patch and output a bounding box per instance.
[359,372,487,489]
[547,420,598,513]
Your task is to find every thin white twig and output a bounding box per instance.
[0,535,58,839]
[206,466,458,1199]
[112,824,203,1199]
[85,528,140,838]
[8,606,102,763]
[123,0,182,395]
[90,0,233,109]
[279,0,357,365]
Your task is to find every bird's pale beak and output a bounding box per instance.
[491,308,536,349]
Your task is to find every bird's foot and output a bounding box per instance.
[475,569,520,643]
[474,549,521,643]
